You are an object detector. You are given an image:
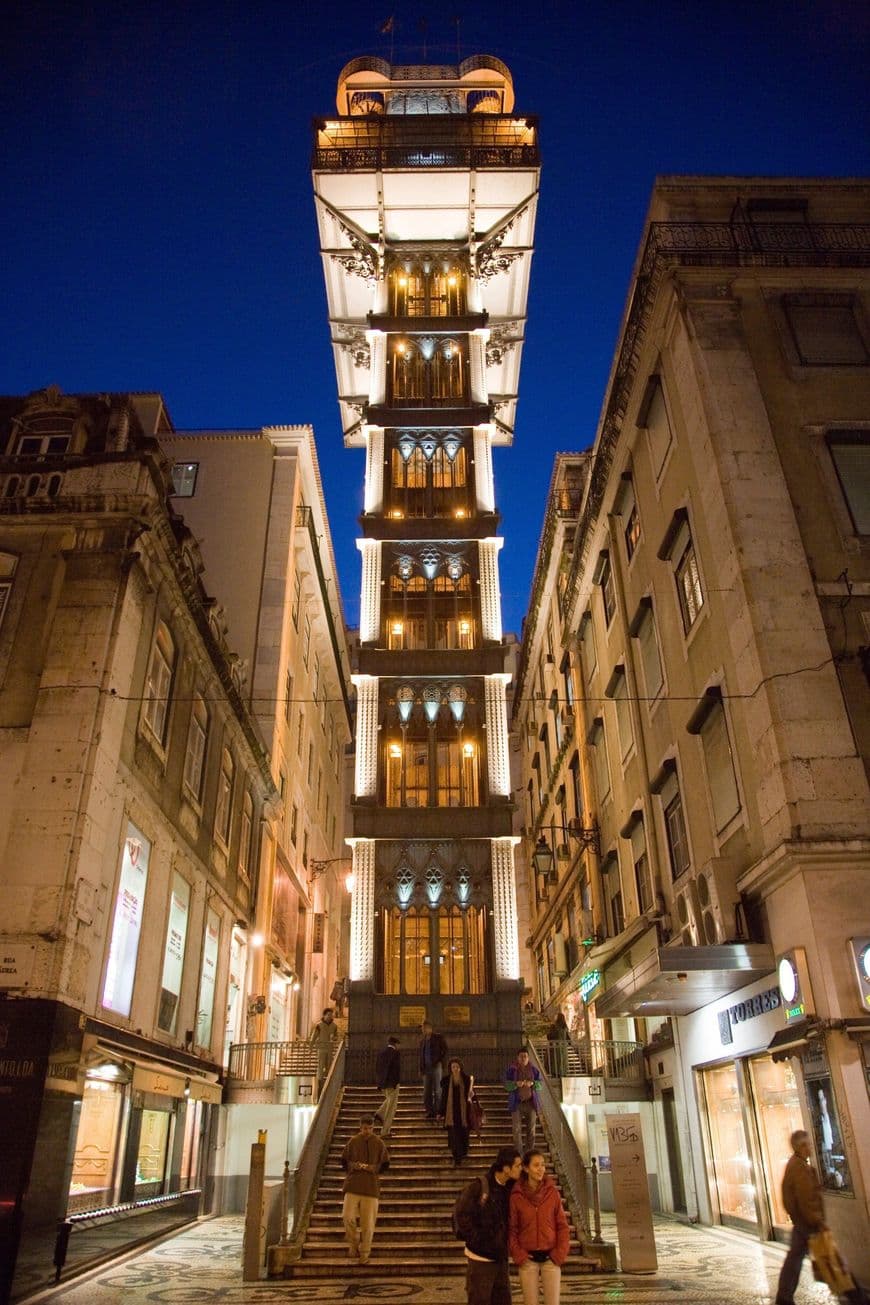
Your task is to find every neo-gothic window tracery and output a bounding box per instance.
[389,336,467,405]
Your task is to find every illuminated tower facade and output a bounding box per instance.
[313,55,539,1058]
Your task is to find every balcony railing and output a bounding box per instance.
[314,143,539,171]
[531,1037,645,1085]
[227,1038,322,1082]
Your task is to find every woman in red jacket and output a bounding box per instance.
[508,1149,570,1305]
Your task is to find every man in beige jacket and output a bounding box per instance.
[340,1115,389,1265]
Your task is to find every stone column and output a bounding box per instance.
[352,675,379,799]
[364,425,384,513]
[357,540,381,644]
[369,333,387,404]
[348,838,376,982]
[469,331,488,404]
[478,539,503,642]
[473,424,495,511]
[491,837,521,981]
[485,673,511,798]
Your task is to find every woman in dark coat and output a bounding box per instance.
[438,1056,473,1166]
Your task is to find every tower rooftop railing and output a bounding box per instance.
[313,114,538,172]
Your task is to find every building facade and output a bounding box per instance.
[520,180,870,1273]
[159,427,354,1047]
[0,388,279,1299]
[312,55,539,1061]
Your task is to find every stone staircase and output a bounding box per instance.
[283,1081,601,1278]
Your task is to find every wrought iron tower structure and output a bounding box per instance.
[313,55,539,1060]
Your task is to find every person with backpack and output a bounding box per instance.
[453,1145,522,1305]
[509,1149,570,1305]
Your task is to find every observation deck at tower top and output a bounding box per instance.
[313,54,539,172]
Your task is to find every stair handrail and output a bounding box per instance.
[525,1042,590,1242]
[273,1038,347,1260]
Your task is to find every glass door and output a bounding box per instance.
[700,1062,759,1228]
[747,1055,803,1236]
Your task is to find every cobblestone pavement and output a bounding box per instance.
[32,1214,842,1304]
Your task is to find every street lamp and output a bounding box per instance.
[309,857,351,882]
[532,821,601,898]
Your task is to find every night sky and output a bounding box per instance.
[2,1,868,635]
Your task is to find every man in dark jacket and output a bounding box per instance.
[375,1035,401,1137]
[340,1115,389,1265]
[776,1129,825,1304]
[419,1020,447,1120]
[454,1146,522,1305]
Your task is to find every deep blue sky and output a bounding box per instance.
[2,1,868,635]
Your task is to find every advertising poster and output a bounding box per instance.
[605,1112,657,1272]
[158,872,191,1032]
[195,908,220,1048]
[102,822,151,1016]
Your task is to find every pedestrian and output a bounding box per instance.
[454,1145,522,1305]
[309,1007,339,1086]
[509,1149,570,1305]
[438,1056,474,1166]
[375,1035,401,1137]
[330,977,347,1017]
[546,1012,569,1078]
[419,1020,447,1121]
[774,1128,864,1305]
[340,1114,389,1265]
[504,1048,542,1156]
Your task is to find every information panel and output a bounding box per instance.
[605,1112,657,1272]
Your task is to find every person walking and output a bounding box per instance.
[419,1020,447,1120]
[774,1128,865,1304]
[375,1035,401,1138]
[509,1149,570,1305]
[340,1114,389,1265]
[504,1048,542,1156]
[438,1056,474,1166]
[546,1012,569,1078]
[454,1146,522,1305]
[309,1007,339,1086]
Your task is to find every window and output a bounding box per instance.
[539,724,552,781]
[653,762,691,880]
[638,374,673,476]
[170,462,198,497]
[17,431,70,457]
[629,598,663,701]
[0,552,18,630]
[587,717,611,802]
[182,695,208,799]
[659,509,704,634]
[157,871,191,1033]
[102,822,151,1017]
[387,264,466,317]
[388,435,469,519]
[688,689,741,834]
[316,766,323,810]
[383,905,485,995]
[297,709,305,756]
[389,335,468,405]
[595,551,616,626]
[614,472,641,561]
[239,791,253,881]
[142,622,175,745]
[625,815,653,914]
[290,802,298,847]
[783,294,869,366]
[561,654,575,711]
[302,829,308,868]
[579,611,597,683]
[828,431,870,534]
[568,751,582,822]
[214,746,235,846]
[307,742,314,787]
[291,571,301,629]
[605,664,633,760]
[284,670,294,722]
[624,502,641,560]
[313,653,321,705]
[302,613,311,668]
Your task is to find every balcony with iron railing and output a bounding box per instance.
[313,114,539,171]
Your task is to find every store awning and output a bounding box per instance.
[767,1017,824,1062]
[594,942,775,1018]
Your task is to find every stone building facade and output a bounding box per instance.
[0,387,279,1299]
[515,180,870,1273]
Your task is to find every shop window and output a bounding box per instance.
[223,931,247,1066]
[170,461,198,497]
[827,430,870,534]
[688,689,742,834]
[142,622,175,745]
[747,1056,803,1232]
[214,746,235,846]
[802,1041,853,1194]
[102,822,151,1017]
[783,293,869,366]
[179,1099,204,1191]
[69,1076,127,1213]
[195,908,221,1049]
[135,1108,171,1197]
[157,871,191,1034]
[638,374,673,477]
[700,1062,759,1227]
[182,694,208,800]
[629,598,663,702]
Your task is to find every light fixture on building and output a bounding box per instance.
[309,856,351,882]
[532,821,601,892]
[250,931,265,948]
[345,871,356,893]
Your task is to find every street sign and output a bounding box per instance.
[605,1112,657,1273]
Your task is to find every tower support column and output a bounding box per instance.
[492,837,521,982]
[348,838,376,982]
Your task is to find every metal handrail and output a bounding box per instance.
[228,1038,322,1082]
[526,1042,589,1242]
[531,1036,644,1083]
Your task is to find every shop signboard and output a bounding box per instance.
[605,1112,657,1272]
[578,968,601,1003]
[776,948,813,1023]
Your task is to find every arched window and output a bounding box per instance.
[389,337,468,405]
[381,685,483,808]
[142,622,176,745]
[382,555,476,651]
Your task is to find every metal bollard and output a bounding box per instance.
[589,1156,603,1244]
[53,1220,72,1282]
[280,1159,290,1245]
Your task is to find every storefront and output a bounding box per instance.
[680,973,804,1242]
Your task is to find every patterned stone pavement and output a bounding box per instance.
[30,1214,841,1304]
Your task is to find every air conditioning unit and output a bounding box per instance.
[560,706,574,726]
[674,884,701,947]
[696,857,741,943]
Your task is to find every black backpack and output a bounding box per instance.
[452,1176,484,1239]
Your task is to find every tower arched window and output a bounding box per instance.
[389,337,468,405]
[388,432,469,517]
[382,686,482,808]
[383,559,476,651]
[388,264,466,317]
